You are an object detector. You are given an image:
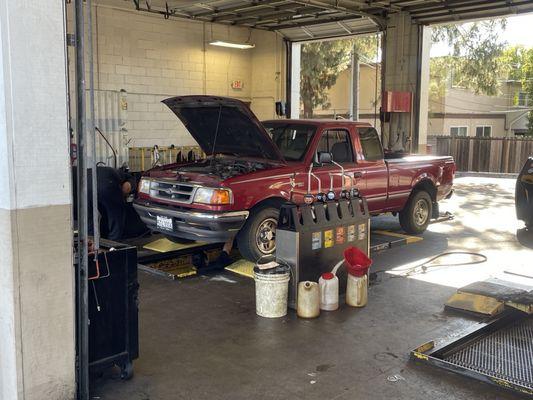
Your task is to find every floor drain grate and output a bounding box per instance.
[443,317,533,389]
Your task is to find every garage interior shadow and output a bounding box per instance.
[90,177,529,400]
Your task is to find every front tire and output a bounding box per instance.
[399,190,432,234]
[236,207,279,261]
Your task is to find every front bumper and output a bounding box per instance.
[133,201,249,243]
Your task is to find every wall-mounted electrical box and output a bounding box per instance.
[382,91,412,113]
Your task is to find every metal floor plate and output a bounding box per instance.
[443,316,533,390]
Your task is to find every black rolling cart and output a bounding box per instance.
[76,239,139,380]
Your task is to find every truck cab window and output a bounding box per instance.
[359,128,383,161]
[316,129,354,164]
[263,123,316,161]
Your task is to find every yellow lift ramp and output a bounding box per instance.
[225,229,424,279]
[132,229,424,280]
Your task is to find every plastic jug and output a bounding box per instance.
[343,247,372,308]
[297,281,320,318]
[319,272,339,311]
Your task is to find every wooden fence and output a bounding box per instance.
[429,136,533,173]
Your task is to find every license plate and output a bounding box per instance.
[156,215,173,231]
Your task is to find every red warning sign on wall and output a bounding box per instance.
[231,80,243,89]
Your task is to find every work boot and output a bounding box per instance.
[199,251,233,273]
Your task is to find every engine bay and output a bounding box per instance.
[175,157,270,180]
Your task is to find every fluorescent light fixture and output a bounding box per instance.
[209,40,255,49]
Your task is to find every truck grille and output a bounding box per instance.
[150,180,197,204]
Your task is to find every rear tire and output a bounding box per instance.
[236,206,279,262]
[399,190,432,234]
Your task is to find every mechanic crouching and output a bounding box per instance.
[73,166,148,240]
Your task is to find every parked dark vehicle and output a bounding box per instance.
[134,96,455,261]
[516,157,533,229]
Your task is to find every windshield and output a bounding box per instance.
[263,123,316,161]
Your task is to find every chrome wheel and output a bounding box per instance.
[256,217,277,254]
[413,199,429,226]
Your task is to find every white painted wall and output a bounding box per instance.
[290,42,301,119]
[417,25,431,150]
[0,7,18,397]
[1,3,72,209]
[0,7,10,210]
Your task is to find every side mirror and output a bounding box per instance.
[317,151,332,164]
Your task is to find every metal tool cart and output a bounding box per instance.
[276,197,370,308]
[76,238,139,380]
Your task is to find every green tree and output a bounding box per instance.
[501,46,533,135]
[428,57,453,111]
[300,36,378,118]
[431,19,507,97]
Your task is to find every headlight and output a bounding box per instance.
[138,178,151,194]
[193,188,232,205]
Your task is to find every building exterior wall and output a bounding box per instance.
[428,115,506,137]
[311,64,381,130]
[428,79,529,137]
[66,1,286,149]
[0,1,75,399]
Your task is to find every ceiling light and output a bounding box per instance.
[209,40,255,49]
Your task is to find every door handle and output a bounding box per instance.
[353,172,363,179]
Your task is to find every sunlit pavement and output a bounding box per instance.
[375,176,532,288]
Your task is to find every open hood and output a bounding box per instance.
[162,96,285,162]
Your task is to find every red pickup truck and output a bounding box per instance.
[134,96,455,260]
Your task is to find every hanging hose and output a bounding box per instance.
[373,251,488,278]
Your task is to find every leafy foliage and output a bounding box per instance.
[431,19,507,97]
[500,46,533,135]
[428,57,453,111]
[300,36,378,118]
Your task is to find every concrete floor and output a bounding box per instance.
[92,177,533,400]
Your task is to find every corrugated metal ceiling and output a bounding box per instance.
[131,0,533,41]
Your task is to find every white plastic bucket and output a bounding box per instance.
[254,269,290,318]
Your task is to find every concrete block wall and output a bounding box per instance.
[67,1,286,149]
[250,29,285,121]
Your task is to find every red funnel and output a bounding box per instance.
[344,247,372,277]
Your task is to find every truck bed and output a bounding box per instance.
[385,154,455,208]
[386,155,454,164]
